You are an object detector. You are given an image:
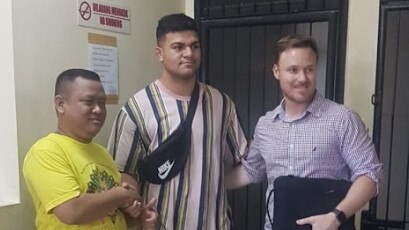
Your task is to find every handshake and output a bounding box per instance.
[115,182,159,229]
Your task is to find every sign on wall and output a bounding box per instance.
[88,33,119,104]
[77,0,131,34]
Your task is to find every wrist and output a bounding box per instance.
[113,186,132,207]
[331,208,347,224]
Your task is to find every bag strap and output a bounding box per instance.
[267,188,274,227]
[184,81,200,126]
[125,81,200,149]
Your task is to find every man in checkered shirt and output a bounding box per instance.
[227,34,383,230]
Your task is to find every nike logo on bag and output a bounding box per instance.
[157,159,175,179]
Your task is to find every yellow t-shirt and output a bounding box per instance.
[23,133,127,230]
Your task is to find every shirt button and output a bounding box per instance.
[289,144,294,148]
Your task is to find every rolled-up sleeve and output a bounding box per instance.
[339,111,384,194]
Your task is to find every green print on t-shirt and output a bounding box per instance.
[87,168,119,224]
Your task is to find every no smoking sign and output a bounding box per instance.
[77,0,131,34]
[79,1,92,21]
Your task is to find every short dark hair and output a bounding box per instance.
[54,69,101,96]
[156,13,198,44]
[274,34,318,64]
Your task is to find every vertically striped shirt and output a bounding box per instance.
[108,80,248,230]
[242,92,383,229]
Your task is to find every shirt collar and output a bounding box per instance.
[307,92,324,117]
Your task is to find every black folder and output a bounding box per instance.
[272,176,355,230]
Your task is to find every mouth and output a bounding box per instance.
[181,61,195,67]
[294,88,311,94]
[292,83,310,90]
[295,85,309,90]
[90,118,103,125]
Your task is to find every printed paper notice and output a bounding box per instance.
[88,44,118,95]
[88,33,118,104]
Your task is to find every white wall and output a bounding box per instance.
[0,0,20,207]
[0,0,184,229]
[344,0,380,134]
[344,1,380,227]
[185,0,194,17]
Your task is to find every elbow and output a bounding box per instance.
[55,215,77,225]
[55,213,81,225]
[53,208,84,225]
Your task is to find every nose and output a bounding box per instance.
[92,104,104,114]
[297,70,308,82]
[92,105,101,114]
[183,46,193,57]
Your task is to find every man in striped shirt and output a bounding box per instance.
[227,34,383,229]
[108,13,248,230]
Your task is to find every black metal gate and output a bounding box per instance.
[195,0,348,229]
[363,0,409,229]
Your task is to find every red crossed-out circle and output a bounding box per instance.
[79,1,92,21]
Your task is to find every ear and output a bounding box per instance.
[155,46,163,62]
[55,95,65,114]
[272,64,280,80]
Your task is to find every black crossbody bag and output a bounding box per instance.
[137,82,199,184]
[268,175,355,230]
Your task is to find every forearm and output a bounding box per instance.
[225,164,253,189]
[296,176,377,228]
[53,186,132,224]
[335,175,377,218]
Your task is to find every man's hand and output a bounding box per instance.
[296,212,340,230]
[119,182,143,218]
[139,197,159,230]
[122,200,143,218]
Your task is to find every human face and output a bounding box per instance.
[156,30,201,81]
[55,77,106,143]
[273,47,317,107]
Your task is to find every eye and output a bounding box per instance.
[288,67,298,74]
[83,100,93,105]
[98,99,106,108]
[306,67,314,73]
[192,44,200,50]
[303,67,315,74]
[173,44,183,51]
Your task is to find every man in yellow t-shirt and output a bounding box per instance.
[23,69,158,229]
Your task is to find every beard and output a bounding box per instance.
[281,84,316,105]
